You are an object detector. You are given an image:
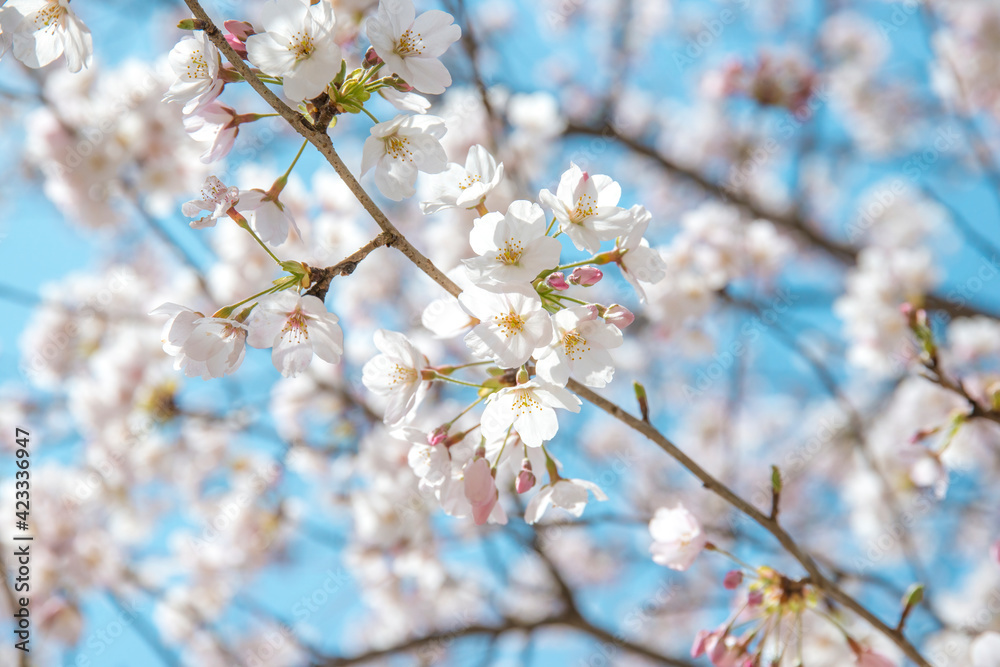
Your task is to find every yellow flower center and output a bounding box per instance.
[395,29,425,57]
[570,193,597,224]
[494,310,525,338]
[384,135,414,162]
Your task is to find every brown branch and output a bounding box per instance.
[181,4,932,664]
[305,232,396,301]
[183,0,462,300]
[565,378,933,667]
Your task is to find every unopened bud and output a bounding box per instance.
[177,18,208,30]
[569,266,603,286]
[516,367,530,385]
[604,304,635,328]
[225,34,248,58]
[546,272,569,291]
[516,459,535,493]
[427,426,448,446]
[224,20,255,40]
[363,46,384,68]
[747,590,764,607]
[723,570,743,589]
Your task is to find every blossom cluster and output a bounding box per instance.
[360,151,670,525]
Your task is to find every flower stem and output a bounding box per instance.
[555,258,600,271]
[545,216,558,236]
[227,208,283,265]
[432,375,484,389]
[359,106,381,124]
[279,139,309,182]
[447,396,486,426]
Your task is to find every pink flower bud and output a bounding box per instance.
[691,629,710,658]
[464,458,498,525]
[747,590,763,607]
[223,20,253,58]
[225,34,248,58]
[224,20,255,40]
[546,272,570,291]
[363,46,384,68]
[604,304,635,328]
[516,459,535,493]
[427,427,448,446]
[569,266,603,286]
[723,570,743,589]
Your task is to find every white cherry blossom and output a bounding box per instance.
[463,200,561,285]
[421,144,504,214]
[535,305,623,388]
[0,0,92,73]
[151,304,248,380]
[459,285,553,368]
[247,292,344,377]
[366,0,461,95]
[235,189,298,246]
[648,504,707,571]
[399,427,450,489]
[163,32,223,114]
[182,176,239,229]
[538,162,633,253]
[524,478,607,524]
[614,204,667,303]
[362,329,430,427]
[361,114,448,200]
[481,379,581,448]
[245,0,341,102]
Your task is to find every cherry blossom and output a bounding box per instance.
[247,292,344,377]
[463,200,561,285]
[421,144,504,214]
[524,477,607,524]
[362,329,431,427]
[183,103,241,164]
[463,457,507,525]
[480,379,581,448]
[361,114,448,200]
[0,0,92,73]
[182,176,239,229]
[235,188,299,246]
[459,285,553,368]
[538,162,633,253]
[648,504,707,571]
[534,305,623,388]
[366,0,461,95]
[151,304,248,379]
[163,32,223,114]
[613,204,667,303]
[245,0,341,102]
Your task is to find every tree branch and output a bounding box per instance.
[565,379,933,667]
[183,0,462,299]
